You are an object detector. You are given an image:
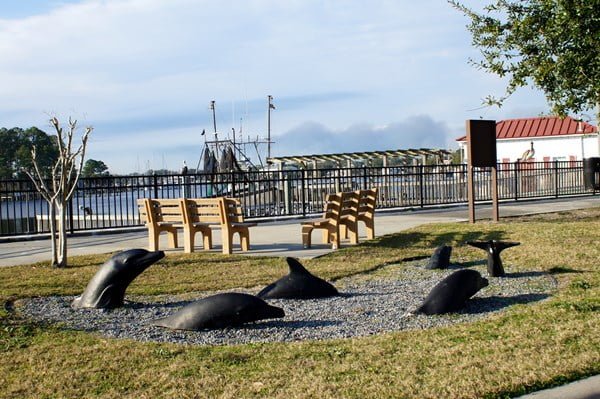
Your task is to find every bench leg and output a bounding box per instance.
[221,230,233,255]
[302,225,313,249]
[202,230,212,250]
[166,228,178,249]
[365,221,375,239]
[347,222,358,244]
[322,229,330,244]
[328,227,340,250]
[149,228,159,251]
[183,228,195,253]
[340,224,348,239]
[239,230,250,251]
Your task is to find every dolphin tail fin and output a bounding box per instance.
[286,257,311,275]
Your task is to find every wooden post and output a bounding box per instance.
[491,165,499,222]
[466,119,497,224]
[468,164,475,223]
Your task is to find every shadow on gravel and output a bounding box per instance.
[464,293,549,314]
[241,319,342,330]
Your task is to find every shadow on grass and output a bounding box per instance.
[548,266,585,274]
[360,230,510,250]
[454,260,488,268]
[330,229,511,280]
[465,293,549,314]
[503,271,549,278]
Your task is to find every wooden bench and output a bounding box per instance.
[179,198,222,253]
[137,198,182,251]
[339,190,360,244]
[301,192,343,249]
[221,198,257,254]
[179,197,256,254]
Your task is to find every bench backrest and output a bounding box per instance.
[358,188,378,217]
[340,190,360,221]
[222,198,246,224]
[322,193,343,224]
[181,198,223,225]
[138,198,183,225]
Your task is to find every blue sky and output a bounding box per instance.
[1,0,555,174]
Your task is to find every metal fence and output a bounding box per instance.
[0,161,594,237]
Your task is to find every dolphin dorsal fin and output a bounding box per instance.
[286,257,311,276]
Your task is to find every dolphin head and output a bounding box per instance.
[109,248,165,271]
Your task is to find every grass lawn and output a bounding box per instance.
[1,208,599,398]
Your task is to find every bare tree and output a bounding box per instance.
[24,117,93,268]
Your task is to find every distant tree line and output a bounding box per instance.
[0,126,109,179]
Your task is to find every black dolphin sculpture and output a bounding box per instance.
[425,245,452,270]
[415,269,489,315]
[257,257,339,299]
[466,240,520,277]
[152,292,285,330]
[72,248,164,309]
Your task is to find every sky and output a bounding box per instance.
[0,0,557,174]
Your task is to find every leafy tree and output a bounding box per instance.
[24,117,92,268]
[0,127,59,179]
[82,159,110,177]
[0,128,20,179]
[15,127,59,178]
[451,0,600,119]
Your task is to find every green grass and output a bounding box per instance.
[1,208,599,398]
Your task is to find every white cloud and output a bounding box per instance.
[0,0,553,174]
[273,115,456,157]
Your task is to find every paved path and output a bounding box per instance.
[2,196,599,267]
[1,195,599,398]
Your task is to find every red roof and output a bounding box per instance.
[456,116,598,141]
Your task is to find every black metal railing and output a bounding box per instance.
[0,161,594,237]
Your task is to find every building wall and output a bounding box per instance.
[459,134,600,163]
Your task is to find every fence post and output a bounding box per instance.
[554,160,559,198]
[230,171,236,198]
[513,162,519,200]
[68,197,75,234]
[301,169,306,217]
[419,165,425,208]
[152,173,158,198]
[362,166,368,190]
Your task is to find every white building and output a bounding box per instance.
[457,116,599,163]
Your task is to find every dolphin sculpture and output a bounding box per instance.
[466,240,520,277]
[257,257,339,299]
[152,292,285,330]
[425,245,452,270]
[72,248,164,309]
[415,269,489,315]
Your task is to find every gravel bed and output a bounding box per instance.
[17,261,556,346]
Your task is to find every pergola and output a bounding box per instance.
[266,148,452,168]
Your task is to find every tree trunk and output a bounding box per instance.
[56,201,68,268]
[49,201,59,267]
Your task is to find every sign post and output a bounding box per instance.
[466,120,499,223]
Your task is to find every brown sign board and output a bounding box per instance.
[466,120,497,167]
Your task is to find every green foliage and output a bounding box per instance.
[0,127,59,179]
[451,0,600,118]
[81,158,110,177]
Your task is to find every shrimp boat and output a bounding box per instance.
[196,96,276,174]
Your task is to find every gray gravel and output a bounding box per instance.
[17,261,556,346]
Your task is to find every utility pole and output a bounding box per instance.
[267,95,275,161]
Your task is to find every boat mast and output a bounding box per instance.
[210,100,217,138]
[267,95,275,161]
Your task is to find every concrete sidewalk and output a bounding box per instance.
[1,195,599,398]
[1,195,600,267]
